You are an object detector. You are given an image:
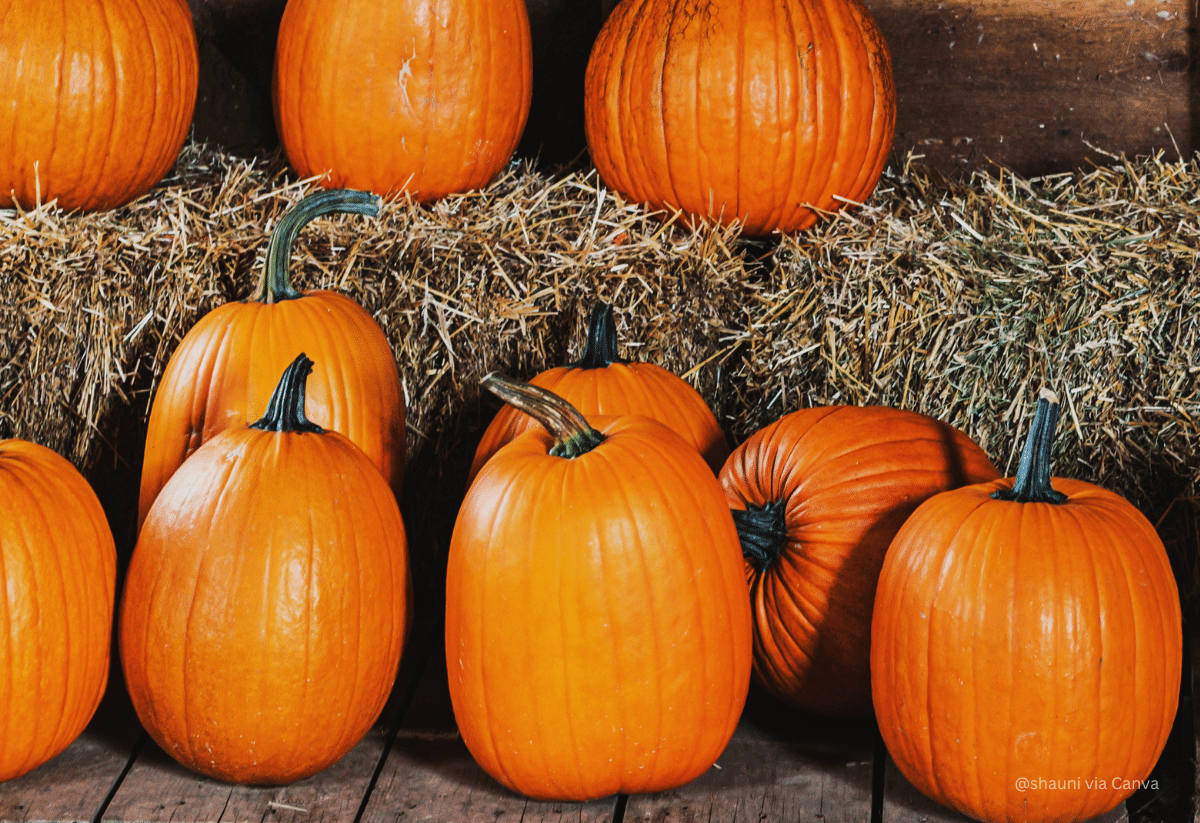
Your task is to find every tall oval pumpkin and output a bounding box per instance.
[0,440,116,782]
[121,355,411,785]
[871,390,1182,823]
[273,0,532,200]
[138,189,405,528]
[448,374,752,800]
[584,0,895,236]
[0,0,198,212]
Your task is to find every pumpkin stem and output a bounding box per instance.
[481,372,604,458]
[991,387,1068,504]
[570,303,629,368]
[732,499,788,572]
[251,189,381,304]
[251,353,325,434]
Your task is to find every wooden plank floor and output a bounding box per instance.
[0,618,1155,823]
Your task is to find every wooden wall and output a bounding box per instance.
[186,0,1198,177]
[867,0,1197,175]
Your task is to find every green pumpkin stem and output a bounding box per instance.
[250,353,325,434]
[570,303,629,368]
[991,387,1068,504]
[481,372,604,458]
[732,499,788,572]
[251,189,381,304]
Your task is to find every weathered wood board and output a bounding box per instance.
[100,733,386,823]
[621,696,875,823]
[865,0,1195,175]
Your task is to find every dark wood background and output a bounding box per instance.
[871,0,1196,176]
[186,0,1197,177]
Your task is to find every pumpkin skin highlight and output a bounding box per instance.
[871,397,1182,823]
[467,304,729,485]
[448,377,752,800]
[273,0,533,201]
[719,405,999,717]
[0,440,116,783]
[0,0,198,212]
[137,190,405,529]
[121,356,410,785]
[583,0,895,235]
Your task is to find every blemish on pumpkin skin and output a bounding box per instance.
[1013,730,1045,761]
[396,47,418,114]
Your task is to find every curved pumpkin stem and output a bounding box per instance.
[481,372,604,458]
[991,387,1068,504]
[732,499,788,572]
[571,302,630,368]
[251,189,381,303]
[251,353,325,434]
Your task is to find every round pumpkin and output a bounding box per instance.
[0,0,198,212]
[121,354,411,785]
[467,302,729,485]
[0,439,116,782]
[871,390,1182,823]
[583,0,895,236]
[719,404,998,717]
[448,374,752,800]
[273,0,532,201]
[138,188,405,529]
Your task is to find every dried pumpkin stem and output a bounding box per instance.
[481,372,604,458]
[251,353,325,434]
[571,302,629,368]
[252,189,381,304]
[732,499,788,572]
[992,387,1067,504]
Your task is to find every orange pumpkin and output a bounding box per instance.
[138,188,405,529]
[273,0,532,200]
[467,303,729,485]
[871,390,1182,822]
[719,405,998,717]
[447,374,752,800]
[0,0,198,212]
[121,354,410,785]
[583,0,895,236]
[0,440,116,782]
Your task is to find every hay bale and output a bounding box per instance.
[3,142,1198,612]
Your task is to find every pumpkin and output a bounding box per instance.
[583,0,895,236]
[0,0,198,212]
[138,188,405,529]
[272,0,532,201]
[719,404,998,717]
[871,390,1182,823]
[467,303,729,485]
[121,354,410,785]
[447,373,752,800]
[0,439,116,782]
